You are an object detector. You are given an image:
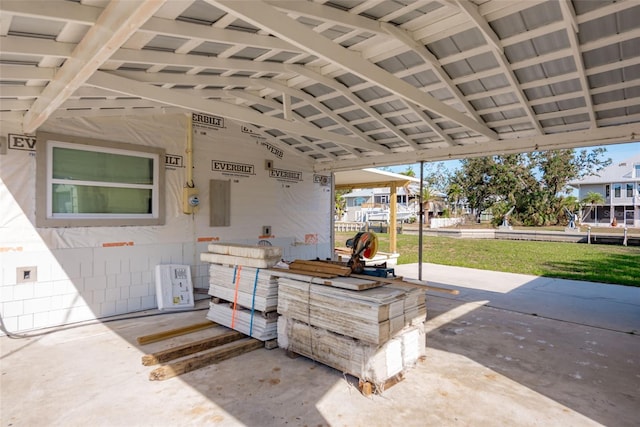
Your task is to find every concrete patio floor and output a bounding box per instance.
[2,264,639,427]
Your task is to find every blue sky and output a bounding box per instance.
[388,140,640,175]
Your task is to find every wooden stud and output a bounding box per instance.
[136,321,217,345]
[264,339,279,350]
[141,330,244,366]
[149,338,264,381]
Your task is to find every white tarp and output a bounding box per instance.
[0,112,332,332]
[1,113,331,252]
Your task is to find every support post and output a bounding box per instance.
[418,161,424,281]
[389,182,398,253]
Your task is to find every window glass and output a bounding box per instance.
[36,132,165,227]
[627,183,634,197]
[52,147,153,184]
[614,184,621,198]
[52,185,152,214]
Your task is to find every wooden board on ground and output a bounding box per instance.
[148,338,263,381]
[141,330,244,366]
[136,321,218,345]
[359,372,405,396]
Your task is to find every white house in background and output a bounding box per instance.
[568,154,640,227]
[341,187,418,222]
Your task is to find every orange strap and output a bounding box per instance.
[231,265,242,328]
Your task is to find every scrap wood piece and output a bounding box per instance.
[141,330,244,366]
[136,321,218,345]
[149,338,263,381]
[350,274,460,295]
[358,372,405,396]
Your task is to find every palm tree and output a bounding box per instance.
[581,191,605,224]
[421,187,438,224]
[447,183,463,217]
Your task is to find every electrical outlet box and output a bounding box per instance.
[262,225,271,236]
[17,266,37,283]
[182,187,199,214]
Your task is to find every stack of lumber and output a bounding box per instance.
[206,300,278,341]
[200,243,282,341]
[206,264,279,312]
[137,321,264,381]
[276,268,427,392]
[277,278,407,344]
[201,242,282,268]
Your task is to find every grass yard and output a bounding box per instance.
[335,231,640,287]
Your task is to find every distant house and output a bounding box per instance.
[341,187,418,222]
[568,154,640,227]
[341,185,447,223]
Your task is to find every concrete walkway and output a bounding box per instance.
[395,263,640,334]
[2,265,639,427]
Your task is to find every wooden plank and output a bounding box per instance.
[141,330,244,366]
[136,321,218,345]
[271,268,383,290]
[359,372,405,396]
[350,274,460,295]
[289,260,351,276]
[270,267,337,278]
[148,338,264,381]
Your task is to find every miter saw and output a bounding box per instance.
[345,231,379,274]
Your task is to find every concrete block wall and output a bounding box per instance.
[0,242,208,334]
[1,238,331,334]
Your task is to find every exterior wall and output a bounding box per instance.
[0,114,332,334]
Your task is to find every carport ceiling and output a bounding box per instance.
[1,0,639,172]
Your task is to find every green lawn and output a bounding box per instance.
[335,232,640,287]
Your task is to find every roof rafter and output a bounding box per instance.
[257,79,396,152]
[315,123,640,173]
[86,71,385,154]
[22,0,167,133]
[558,0,596,129]
[288,66,429,149]
[226,89,361,158]
[208,0,497,141]
[447,0,544,135]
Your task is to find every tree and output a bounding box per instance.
[334,189,348,220]
[421,186,438,224]
[453,148,610,226]
[581,191,605,224]
[446,183,463,216]
[422,162,451,193]
[399,166,416,177]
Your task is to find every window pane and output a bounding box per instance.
[53,147,154,184]
[627,183,634,197]
[52,184,152,214]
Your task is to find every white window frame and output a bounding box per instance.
[36,132,165,227]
